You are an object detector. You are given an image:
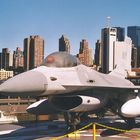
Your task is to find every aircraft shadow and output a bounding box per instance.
[99,122,140,137]
[0,120,140,139]
[0,121,67,140]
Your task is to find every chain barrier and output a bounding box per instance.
[50,121,140,140]
[50,123,93,140]
[95,122,140,134]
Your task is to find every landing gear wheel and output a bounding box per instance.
[125,118,135,128]
[64,112,81,131]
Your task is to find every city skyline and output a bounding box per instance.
[0,0,140,57]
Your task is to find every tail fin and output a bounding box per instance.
[109,65,128,78]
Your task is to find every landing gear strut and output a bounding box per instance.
[64,112,81,131]
[124,118,136,128]
[110,107,136,128]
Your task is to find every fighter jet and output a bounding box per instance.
[0,51,140,129]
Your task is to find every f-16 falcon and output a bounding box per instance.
[0,51,140,129]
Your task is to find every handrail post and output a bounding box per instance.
[93,123,96,140]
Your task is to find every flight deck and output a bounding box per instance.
[0,116,140,140]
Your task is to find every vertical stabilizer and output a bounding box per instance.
[109,65,128,78]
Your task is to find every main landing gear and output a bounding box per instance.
[124,118,136,128]
[113,110,136,128]
[64,112,81,131]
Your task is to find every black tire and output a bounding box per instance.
[126,118,135,128]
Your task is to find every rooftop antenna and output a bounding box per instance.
[106,16,111,28]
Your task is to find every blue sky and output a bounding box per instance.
[0,0,140,57]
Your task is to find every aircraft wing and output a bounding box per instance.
[26,84,140,116]
[60,85,140,95]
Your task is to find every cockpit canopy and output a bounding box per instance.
[42,52,80,67]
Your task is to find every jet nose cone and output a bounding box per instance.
[0,70,47,96]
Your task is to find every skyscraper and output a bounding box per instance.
[114,27,125,41]
[94,40,102,67]
[77,39,93,66]
[59,35,71,53]
[131,45,137,68]
[13,47,24,73]
[24,37,30,71]
[101,27,132,73]
[127,26,140,67]
[0,48,13,70]
[113,37,132,71]
[101,28,117,73]
[24,35,44,71]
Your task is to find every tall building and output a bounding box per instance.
[101,27,132,73]
[77,39,93,66]
[131,45,137,68]
[101,28,117,73]
[114,27,125,41]
[59,35,71,53]
[113,37,132,71]
[94,40,102,67]
[127,26,140,67]
[0,48,13,70]
[24,35,44,71]
[13,47,24,73]
[13,47,24,68]
[0,53,1,69]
